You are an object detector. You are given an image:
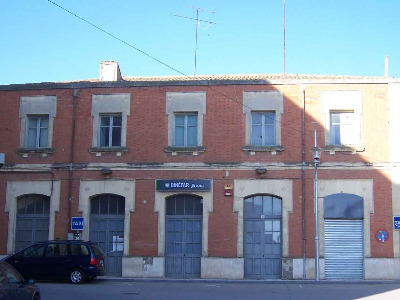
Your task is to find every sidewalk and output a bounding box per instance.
[96,276,400,285]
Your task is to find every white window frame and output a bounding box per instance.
[19,96,57,150]
[91,94,130,150]
[243,91,283,150]
[251,111,276,146]
[174,112,198,147]
[322,91,362,148]
[329,110,358,146]
[99,113,123,147]
[26,115,50,148]
[166,92,206,150]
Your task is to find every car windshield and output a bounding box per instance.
[0,265,7,286]
[2,263,24,285]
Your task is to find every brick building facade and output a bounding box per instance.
[1,61,399,280]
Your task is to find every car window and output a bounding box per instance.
[91,244,104,256]
[45,243,68,257]
[70,244,90,256]
[2,264,24,285]
[23,244,46,258]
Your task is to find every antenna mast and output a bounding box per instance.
[173,6,216,76]
[283,0,286,76]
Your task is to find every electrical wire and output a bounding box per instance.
[46,1,396,165]
[47,0,186,78]
[46,0,307,138]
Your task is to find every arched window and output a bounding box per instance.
[166,194,203,216]
[91,194,125,215]
[244,194,281,218]
[18,194,50,215]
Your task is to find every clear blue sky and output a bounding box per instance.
[1,0,399,85]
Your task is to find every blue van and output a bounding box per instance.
[3,240,105,284]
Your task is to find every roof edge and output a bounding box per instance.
[1,74,399,91]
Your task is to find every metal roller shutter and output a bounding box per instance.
[324,219,363,280]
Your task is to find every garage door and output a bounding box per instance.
[324,219,363,280]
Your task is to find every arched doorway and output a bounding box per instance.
[165,194,203,278]
[89,194,125,276]
[244,194,282,279]
[15,194,50,251]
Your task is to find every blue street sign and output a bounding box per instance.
[71,217,84,231]
[394,216,400,230]
[376,230,389,243]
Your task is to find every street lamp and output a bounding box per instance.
[312,130,321,281]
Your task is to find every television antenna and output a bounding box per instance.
[172,6,216,76]
[283,0,286,76]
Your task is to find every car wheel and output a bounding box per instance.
[70,268,85,284]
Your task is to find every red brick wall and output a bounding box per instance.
[0,81,393,259]
[208,179,237,257]
[131,179,158,256]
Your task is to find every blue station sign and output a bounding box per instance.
[71,217,84,231]
[157,179,211,192]
[394,216,400,230]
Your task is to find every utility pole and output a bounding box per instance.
[312,130,321,281]
[172,6,216,76]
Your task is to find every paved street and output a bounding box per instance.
[37,279,400,300]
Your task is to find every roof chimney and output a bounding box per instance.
[100,61,122,81]
[384,55,389,77]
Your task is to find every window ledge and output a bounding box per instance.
[164,146,205,154]
[323,145,365,153]
[17,148,55,155]
[89,147,128,154]
[242,145,284,152]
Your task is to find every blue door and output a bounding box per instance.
[89,194,125,277]
[15,194,50,252]
[244,195,282,279]
[165,195,203,278]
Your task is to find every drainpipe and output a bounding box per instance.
[67,89,78,235]
[301,84,307,279]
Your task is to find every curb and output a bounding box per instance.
[96,277,400,285]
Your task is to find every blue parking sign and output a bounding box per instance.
[71,217,84,231]
[394,216,400,230]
